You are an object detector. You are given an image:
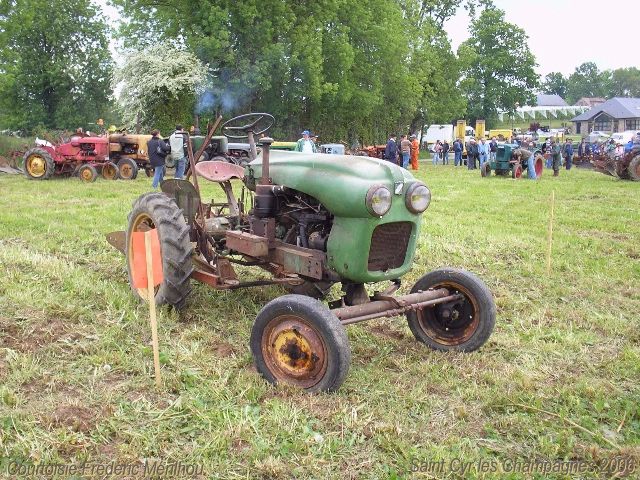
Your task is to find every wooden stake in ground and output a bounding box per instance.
[144,230,162,388]
[546,190,555,275]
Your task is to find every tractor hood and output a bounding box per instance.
[246,150,418,218]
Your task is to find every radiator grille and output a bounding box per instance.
[368,222,412,271]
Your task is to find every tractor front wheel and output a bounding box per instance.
[628,155,640,181]
[78,164,98,183]
[251,295,351,392]
[126,192,193,308]
[511,163,523,179]
[23,148,55,180]
[118,158,138,180]
[102,162,119,180]
[480,162,491,177]
[406,268,495,352]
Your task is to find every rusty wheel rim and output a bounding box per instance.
[120,163,133,179]
[129,213,162,297]
[514,166,522,178]
[262,315,327,388]
[634,160,640,178]
[416,282,480,346]
[103,164,117,180]
[534,156,544,177]
[26,155,46,177]
[80,167,94,182]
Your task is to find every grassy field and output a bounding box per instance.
[0,163,638,479]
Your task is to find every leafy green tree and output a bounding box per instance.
[458,7,538,126]
[565,62,611,104]
[112,43,208,133]
[0,0,113,131]
[112,0,438,144]
[541,72,568,99]
[608,67,640,98]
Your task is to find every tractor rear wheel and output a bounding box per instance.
[534,154,544,178]
[118,158,138,180]
[78,164,98,183]
[406,268,495,352]
[628,155,640,181]
[251,294,351,392]
[126,192,193,309]
[23,148,55,180]
[102,162,119,180]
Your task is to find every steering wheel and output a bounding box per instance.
[221,113,275,139]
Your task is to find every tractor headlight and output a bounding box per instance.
[405,182,431,214]
[366,185,392,217]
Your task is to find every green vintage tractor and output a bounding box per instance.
[481,143,545,179]
[108,113,496,392]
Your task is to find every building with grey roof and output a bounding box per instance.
[571,97,640,135]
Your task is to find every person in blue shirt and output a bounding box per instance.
[563,139,574,170]
[453,138,463,166]
[624,140,634,153]
[384,134,398,164]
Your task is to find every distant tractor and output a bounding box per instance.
[481,143,544,179]
[23,135,118,182]
[591,149,640,181]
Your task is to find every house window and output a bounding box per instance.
[576,122,581,134]
[593,113,613,132]
[625,119,640,131]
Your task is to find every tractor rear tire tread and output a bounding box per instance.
[628,155,640,181]
[126,192,193,309]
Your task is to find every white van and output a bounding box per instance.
[610,130,637,145]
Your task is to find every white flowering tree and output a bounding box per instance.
[112,43,208,132]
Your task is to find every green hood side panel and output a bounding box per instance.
[246,151,425,283]
[246,151,416,218]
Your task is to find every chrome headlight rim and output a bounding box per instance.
[405,182,431,214]
[365,184,392,217]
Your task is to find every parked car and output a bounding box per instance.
[587,131,610,143]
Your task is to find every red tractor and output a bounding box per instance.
[22,135,126,182]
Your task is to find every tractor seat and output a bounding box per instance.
[195,161,245,183]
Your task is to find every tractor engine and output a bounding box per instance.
[271,189,332,252]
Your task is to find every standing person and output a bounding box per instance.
[410,134,420,170]
[433,140,442,166]
[442,140,450,165]
[169,124,187,179]
[478,138,489,166]
[551,138,561,176]
[453,137,463,166]
[563,139,574,170]
[384,134,398,164]
[467,139,479,170]
[489,136,498,163]
[399,135,411,168]
[148,129,170,188]
[295,130,317,153]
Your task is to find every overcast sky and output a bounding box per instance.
[446,0,639,76]
[98,0,639,78]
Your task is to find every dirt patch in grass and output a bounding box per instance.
[48,404,98,433]
[370,323,406,341]
[0,316,71,352]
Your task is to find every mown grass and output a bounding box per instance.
[0,162,639,479]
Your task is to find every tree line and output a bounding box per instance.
[2,0,631,142]
[541,63,640,104]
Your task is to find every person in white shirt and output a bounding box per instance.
[295,130,317,153]
[168,125,187,179]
